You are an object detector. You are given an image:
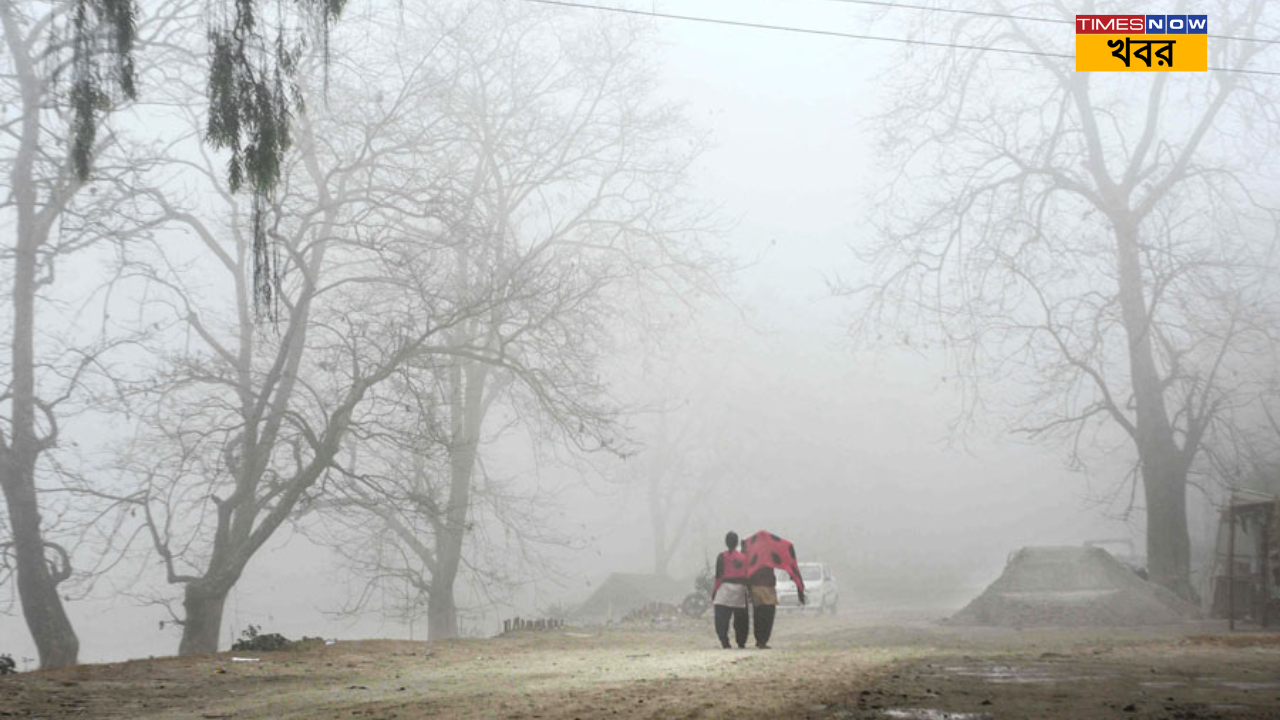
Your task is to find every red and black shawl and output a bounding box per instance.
[743,530,804,594]
[712,550,749,598]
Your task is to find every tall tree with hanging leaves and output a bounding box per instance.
[62,0,348,318]
[115,24,495,653]
[202,0,347,320]
[0,0,187,670]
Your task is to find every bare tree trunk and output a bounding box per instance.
[1142,454,1194,600]
[178,581,231,655]
[426,569,460,641]
[427,472,466,641]
[653,544,670,578]
[3,250,80,667]
[0,12,80,660]
[426,430,473,640]
[648,476,671,577]
[427,360,488,640]
[0,463,79,668]
[1115,221,1194,600]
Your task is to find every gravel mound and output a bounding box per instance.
[949,546,1199,627]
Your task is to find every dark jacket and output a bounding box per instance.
[749,567,776,587]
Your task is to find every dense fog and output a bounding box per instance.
[3,0,1276,675]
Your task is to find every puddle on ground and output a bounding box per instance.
[881,710,994,720]
[944,664,1280,692]
[1214,680,1280,691]
[942,664,1102,684]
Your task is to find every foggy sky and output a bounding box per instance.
[1,0,1161,665]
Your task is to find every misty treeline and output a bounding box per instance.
[841,0,1280,602]
[619,359,763,579]
[7,0,1280,676]
[0,0,728,668]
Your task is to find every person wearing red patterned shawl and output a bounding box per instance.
[743,530,805,648]
[712,531,750,648]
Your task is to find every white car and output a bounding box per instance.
[776,562,839,614]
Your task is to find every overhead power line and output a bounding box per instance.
[810,0,1068,26]
[518,0,1073,60]
[515,0,1280,77]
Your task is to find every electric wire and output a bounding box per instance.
[519,0,1073,60]
[808,0,1069,26]
[515,0,1280,77]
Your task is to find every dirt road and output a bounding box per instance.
[2,610,1278,719]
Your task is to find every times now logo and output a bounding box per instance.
[1075,15,1209,34]
[1074,13,1209,72]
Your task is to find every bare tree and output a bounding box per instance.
[117,28,497,653]
[621,403,751,578]
[1205,377,1280,498]
[310,1,730,639]
[312,378,573,638]
[0,0,192,668]
[842,0,1280,600]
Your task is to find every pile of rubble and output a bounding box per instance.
[950,546,1199,628]
[622,601,683,625]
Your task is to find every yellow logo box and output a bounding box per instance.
[1076,34,1207,72]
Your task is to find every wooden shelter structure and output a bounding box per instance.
[1210,493,1279,629]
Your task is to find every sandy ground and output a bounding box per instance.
[2,609,1279,719]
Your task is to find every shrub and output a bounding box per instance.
[230,625,325,653]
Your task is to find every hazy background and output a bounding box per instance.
[2,0,1189,665]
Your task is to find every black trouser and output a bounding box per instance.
[753,603,776,647]
[714,604,749,648]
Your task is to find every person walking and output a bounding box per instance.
[742,530,805,649]
[711,531,750,649]
[748,564,777,648]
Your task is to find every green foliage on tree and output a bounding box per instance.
[68,0,138,181]
[67,0,349,318]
